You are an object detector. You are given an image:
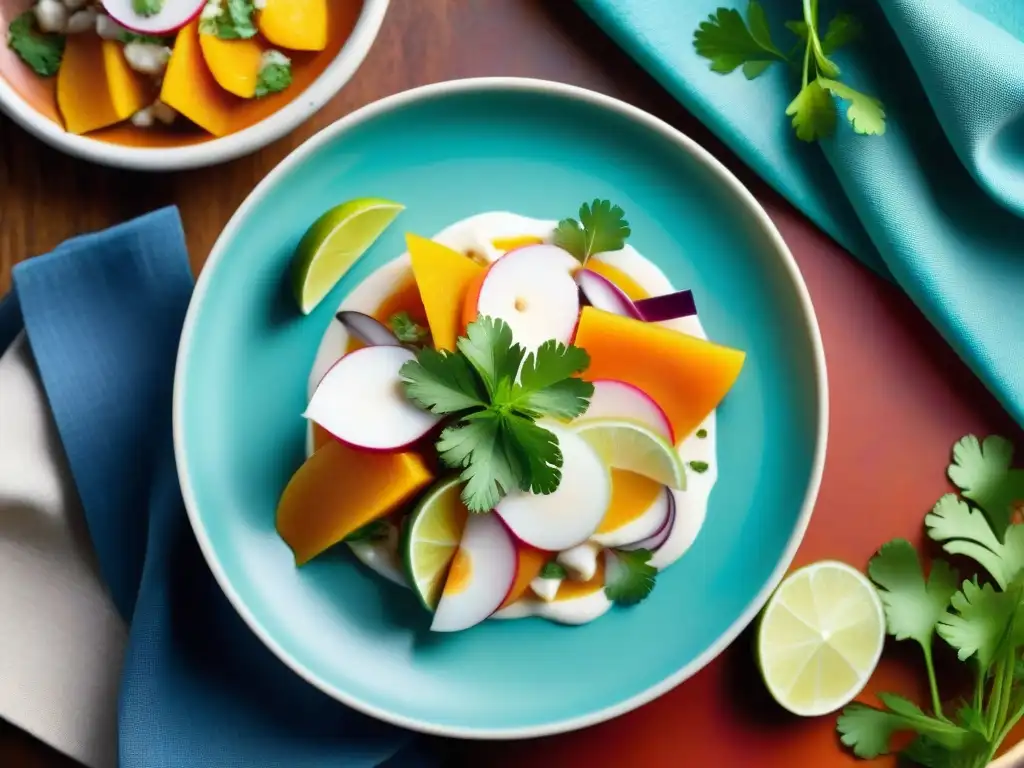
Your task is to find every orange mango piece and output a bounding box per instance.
[160,21,238,137]
[573,307,745,442]
[498,546,549,609]
[277,440,434,565]
[199,32,263,99]
[406,233,485,351]
[596,469,663,534]
[491,235,544,252]
[555,556,606,601]
[57,37,151,135]
[587,258,651,301]
[258,0,328,52]
[459,270,487,336]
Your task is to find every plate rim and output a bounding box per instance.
[172,76,830,740]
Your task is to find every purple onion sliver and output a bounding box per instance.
[574,268,643,320]
[621,488,676,552]
[335,311,402,347]
[634,290,698,323]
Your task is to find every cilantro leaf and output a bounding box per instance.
[7,11,64,78]
[817,78,886,136]
[837,697,975,759]
[400,348,487,415]
[502,413,562,495]
[133,0,164,16]
[344,520,390,542]
[540,561,567,579]
[255,51,292,98]
[937,578,1017,671]
[867,539,958,650]
[199,0,257,39]
[604,549,657,606]
[925,494,1024,589]
[552,200,630,264]
[436,412,523,513]
[456,316,525,398]
[785,80,836,142]
[693,4,787,75]
[389,312,429,346]
[820,13,863,54]
[947,435,1024,540]
[509,339,593,419]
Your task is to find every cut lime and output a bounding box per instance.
[401,477,469,611]
[573,418,686,490]
[757,560,885,717]
[291,197,405,314]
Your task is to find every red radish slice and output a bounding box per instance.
[431,513,517,632]
[591,484,672,548]
[621,492,676,552]
[475,245,580,349]
[334,311,401,347]
[101,0,205,35]
[496,425,610,551]
[304,346,440,452]
[634,290,698,323]
[574,268,643,320]
[579,379,674,443]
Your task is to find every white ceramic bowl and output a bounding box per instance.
[0,0,388,171]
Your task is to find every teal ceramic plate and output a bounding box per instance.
[174,78,827,738]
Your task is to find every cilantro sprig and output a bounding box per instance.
[133,0,165,17]
[553,200,630,265]
[837,433,1024,768]
[693,2,885,142]
[389,311,430,346]
[199,0,257,40]
[7,10,64,78]
[399,316,594,513]
[605,549,657,606]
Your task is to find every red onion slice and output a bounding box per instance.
[335,311,401,347]
[620,490,676,552]
[574,268,643,320]
[634,290,698,323]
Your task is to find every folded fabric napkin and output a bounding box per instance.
[578,0,1024,427]
[0,208,433,767]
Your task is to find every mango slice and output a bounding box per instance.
[199,33,263,99]
[573,307,745,442]
[57,36,151,135]
[459,270,486,336]
[596,469,664,535]
[498,546,549,609]
[161,21,238,137]
[406,233,485,351]
[277,440,434,565]
[258,0,328,52]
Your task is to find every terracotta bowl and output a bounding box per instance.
[0,0,388,170]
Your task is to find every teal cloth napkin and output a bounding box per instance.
[578,0,1024,426]
[0,208,433,767]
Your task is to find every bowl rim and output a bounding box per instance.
[172,76,830,739]
[0,0,389,171]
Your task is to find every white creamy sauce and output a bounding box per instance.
[307,212,718,625]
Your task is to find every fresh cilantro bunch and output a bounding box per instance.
[838,435,1024,768]
[7,10,64,78]
[400,316,594,513]
[693,1,885,142]
[199,0,257,40]
[553,200,631,265]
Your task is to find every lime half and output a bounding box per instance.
[401,477,469,611]
[758,560,885,717]
[573,418,686,489]
[291,197,405,314]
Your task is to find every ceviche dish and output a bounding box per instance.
[276,198,746,633]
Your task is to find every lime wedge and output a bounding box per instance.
[291,197,405,314]
[573,418,686,490]
[401,477,469,611]
[757,561,885,717]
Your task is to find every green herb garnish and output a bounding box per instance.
[540,561,568,580]
[199,0,257,40]
[605,549,657,606]
[7,10,64,77]
[693,2,885,142]
[344,520,390,543]
[400,316,593,513]
[696,428,708,439]
[133,0,164,17]
[119,32,172,45]
[553,199,630,264]
[389,312,429,346]
[837,434,1024,767]
[255,50,292,98]
[689,460,709,473]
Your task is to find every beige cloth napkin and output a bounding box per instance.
[0,333,123,768]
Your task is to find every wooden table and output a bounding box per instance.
[3,1,1023,766]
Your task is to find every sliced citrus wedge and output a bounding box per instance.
[401,477,469,611]
[573,418,686,490]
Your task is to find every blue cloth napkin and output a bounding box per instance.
[578,0,1024,427]
[0,208,433,767]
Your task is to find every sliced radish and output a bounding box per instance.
[304,346,441,452]
[334,311,401,347]
[574,268,643,320]
[496,425,610,550]
[578,379,674,443]
[101,0,205,35]
[431,513,517,632]
[475,245,580,349]
[621,492,676,552]
[591,483,672,548]
[635,289,698,323]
